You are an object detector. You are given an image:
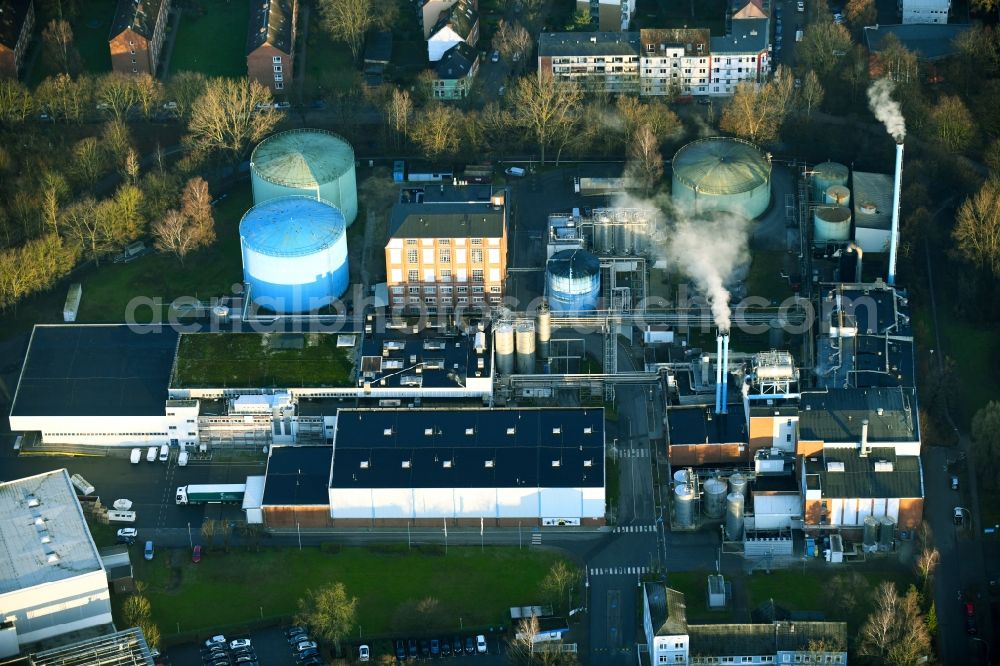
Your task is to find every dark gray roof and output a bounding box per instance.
[689,621,846,657]
[262,445,332,505]
[430,0,476,41]
[798,388,918,442]
[851,335,914,389]
[805,447,923,499]
[330,408,605,489]
[819,281,910,337]
[538,32,640,57]
[711,18,769,54]
[110,0,165,40]
[667,403,748,446]
[646,583,688,636]
[774,621,847,652]
[864,23,969,60]
[639,28,710,57]
[0,0,32,50]
[10,325,178,418]
[364,30,392,64]
[436,41,477,79]
[247,0,294,55]
[389,202,505,239]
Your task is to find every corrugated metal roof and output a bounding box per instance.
[798,387,917,442]
[262,446,332,505]
[33,627,154,666]
[672,137,771,195]
[805,446,923,499]
[251,129,355,188]
[240,196,345,257]
[667,403,748,445]
[851,171,893,231]
[389,202,505,239]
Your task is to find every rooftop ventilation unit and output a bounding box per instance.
[827,462,845,472]
[484,460,494,468]
[874,461,894,472]
[401,460,412,469]
[360,461,370,469]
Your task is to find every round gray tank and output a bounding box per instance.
[495,324,515,375]
[671,137,772,219]
[825,185,851,206]
[813,205,852,242]
[546,249,601,312]
[515,322,536,374]
[615,221,634,255]
[863,515,879,552]
[594,212,612,254]
[673,469,690,486]
[674,483,696,528]
[878,516,895,551]
[703,477,728,519]
[811,161,849,200]
[536,303,551,360]
[729,473,748,498]
[725,492,744,540]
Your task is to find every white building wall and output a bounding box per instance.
[329,488,375,519]
[370,489,415,518]
[496,487,541,517]
[330,486,598,520]
[539,487,581,518]
[710,52,766,95]
[454,487,499,517]
[0,571,113,648]
[9,415,172,447]
[640,54,710,96]
[581,486,606,519]
[901,0,950,23]
[751,494,800,530]
[413,488,459,517]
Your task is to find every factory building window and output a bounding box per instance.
[275,82,283,90]
[409,286,420,294]
[407,249,418,263]
[471,249,483,263]
[439,250,451,263]
[472,269,483,282]
[438,239,450,245]
[457,286,468,293]
[473,296,484,304]
[471,238,482,246]
[408,270,419,282]
[440,269,452,280]
[392,286,404,294]
[407,239,417,245]
[273,56,282,63]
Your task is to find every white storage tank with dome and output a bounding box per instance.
[671,137,772,219]
[546,249,601,312]
[674,483,696,528]
[728,472,747,498]
[813,205,852,242]
[239,196,349,314]
[811,161,849,199]
[703,477,728,519]
[725,492,744,540]
[250,129,359,225]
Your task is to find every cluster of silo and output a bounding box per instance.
[726,473,747,540]
[250,129,359,226]
[814,205,853,242]
[239,196,349,314]
[703,477,728,519]
[515,322,536,374]
[495,323,515,376]
[674,478,696,529]
[546,249,601,312]
[589,208,651,256]
[671,137,773,219]
[536,303,551,360]
[810,161,853,244]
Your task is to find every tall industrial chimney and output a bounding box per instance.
[888,142,904,286]
[715,333,724,414]
[720,334,730,414]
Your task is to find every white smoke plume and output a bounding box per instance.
[664,211,751,332]
[867,78,906,142]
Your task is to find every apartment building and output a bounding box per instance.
[109,0,171,75]
[709,17,770,94]
[537,32,640,94]
[0,0,34,79]
[427,0,478,62]
[247,0,296,93]
[576,0,635,31]
[900,0,950,23]
[432,41,479,99]
[385,188,508,312]
[638,28,711,97]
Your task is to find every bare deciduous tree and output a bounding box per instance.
[187,78,279,164]
[0,79,33,124]
[720,66,795,143]
[132,73,163,119]
[626,124,664,194]
[98,72,140,122]
[844,0,876,29]
[411,103,462,160]
[70,137,105,187]
[508,613,540,663]
[317,0,396,61]
[859,582,932,666]
[540,560,582,613]
[42,19,80,74]
[930,95,976,152]
[799,70,825,116]
[798,21,853,77]
[509,72,583,164]
[166,71,208,119]
[494,20,531,60]
[35,73,93,123]
[384,88,413,147]
[102,119,134,168]
[295,582,357,648]
[953,178,1000,276]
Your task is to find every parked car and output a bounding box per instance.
[234,656,254,665]
[130,448,142,464]
[797,0,804,9]
[951,475,959,490]
[146,446,158,462]
[419,640,430,658]
[285,627,308,637]
[296,649,318,661]
[441,638,451,657]
[192,545,202,563]
[159,443,169,461]
[117,527,138,543]
[954,506,966,525]
[407,639,418,660]
[452,637,463,656]
[204,636,227,648]
[430,639,440,657]
[144,540,154,560]
[287,633,309,645]
[465,636,475,655]
[965,601,977,634]
[359,644,370,662]
[230,639,251,650]
[505,166,526,177]
[294,641,317,652]
[395,640,406,661]
[477,635,487,654]
[491,50,500,62]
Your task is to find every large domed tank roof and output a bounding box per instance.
[672,137,771,195]
[240,196,346,257]
[547,249,601,278]
[251,129,355,188]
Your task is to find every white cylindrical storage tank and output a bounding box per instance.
[725,492,744,540]
[729,472,748,498]
[515,322,536,374]
[878,516,895,551]
[536,303,551,360]
[615,221,633,255]
[546,249,601,312]
[495,324,515,376]
[239,196,348,314]
[250,129,359,225]
[674,483,695,528]
[594,214,612,254]
[673,469,690,486]
[671,137,772,219]
[825,184,851,206]
[811,161,849,199]
[863,515,879,551]
[813,205,852,242]
[703,477,728,519]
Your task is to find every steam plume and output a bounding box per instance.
[867,78,906,142]
[665,212,750,332]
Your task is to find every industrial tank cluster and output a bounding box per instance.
[545,249,602,312]
[671,137,773,219]
[240,130,359,313]
[809,161,853,243]
[672,469,747,538]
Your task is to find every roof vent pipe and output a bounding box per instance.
[860,419,870,458]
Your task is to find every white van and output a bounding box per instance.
[505,166,526,177]
[146,446,157,462]
[130,448,142,464]
[158,443,169,462]
[178,449,188,467]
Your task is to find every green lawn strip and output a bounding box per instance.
[168,0,250,78]
[134,546,563,637]
[304,29,359,96]
[938,317,1000,426]
[664,571,718,623]
[77,0,116,73]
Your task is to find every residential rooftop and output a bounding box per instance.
[436,41,477,79]
[646,583,688,636]
[864,23,969,60]
[330,408,605,489]
[262,445,333,505]
[804,446,923,499]
[688,621,847,655]
[11,325,178,418]
[110,0,165,40]
[639,28,710,57]
[247,0,295,55]
[711,17,769,54]
[538,32,640,57]
[430,0,477,40]
[798,387,918,442]
[0,470,103,595]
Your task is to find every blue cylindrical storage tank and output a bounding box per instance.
[546,249,601,312]
[239,196,349,314]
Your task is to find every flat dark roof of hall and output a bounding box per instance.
[330,408,605,489]
[10,325,178,417]
[262,445,333,505]
[667,403,748,445]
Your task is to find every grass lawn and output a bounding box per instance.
[666,571,720,623]
[168,0,250,78]
[132,545,564,638]
[938,317,1000,427]
[171,332,354,388]
[29,0,115,84]
[303,29,359,97]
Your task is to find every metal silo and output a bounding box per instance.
[729,472,747,498]
[593,213,612,254]
[813,205,852,242]
[703,477,728,519]
[725,492,744,540]
[811,161,849,200]
[615,220,633,255]
[671,137,772,219]
[239,196,349,314]
[546,249,601,312]
[674,483,695,528]
[825,185,851,206]
[495,324,515,375]
[673,469,690,486]
[515,322,536,374]
[863,515,879,552]
[536,302,551,360]
[878,516,895,551]
[251,129,359,226]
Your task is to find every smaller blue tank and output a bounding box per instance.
[546,249,601,312]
